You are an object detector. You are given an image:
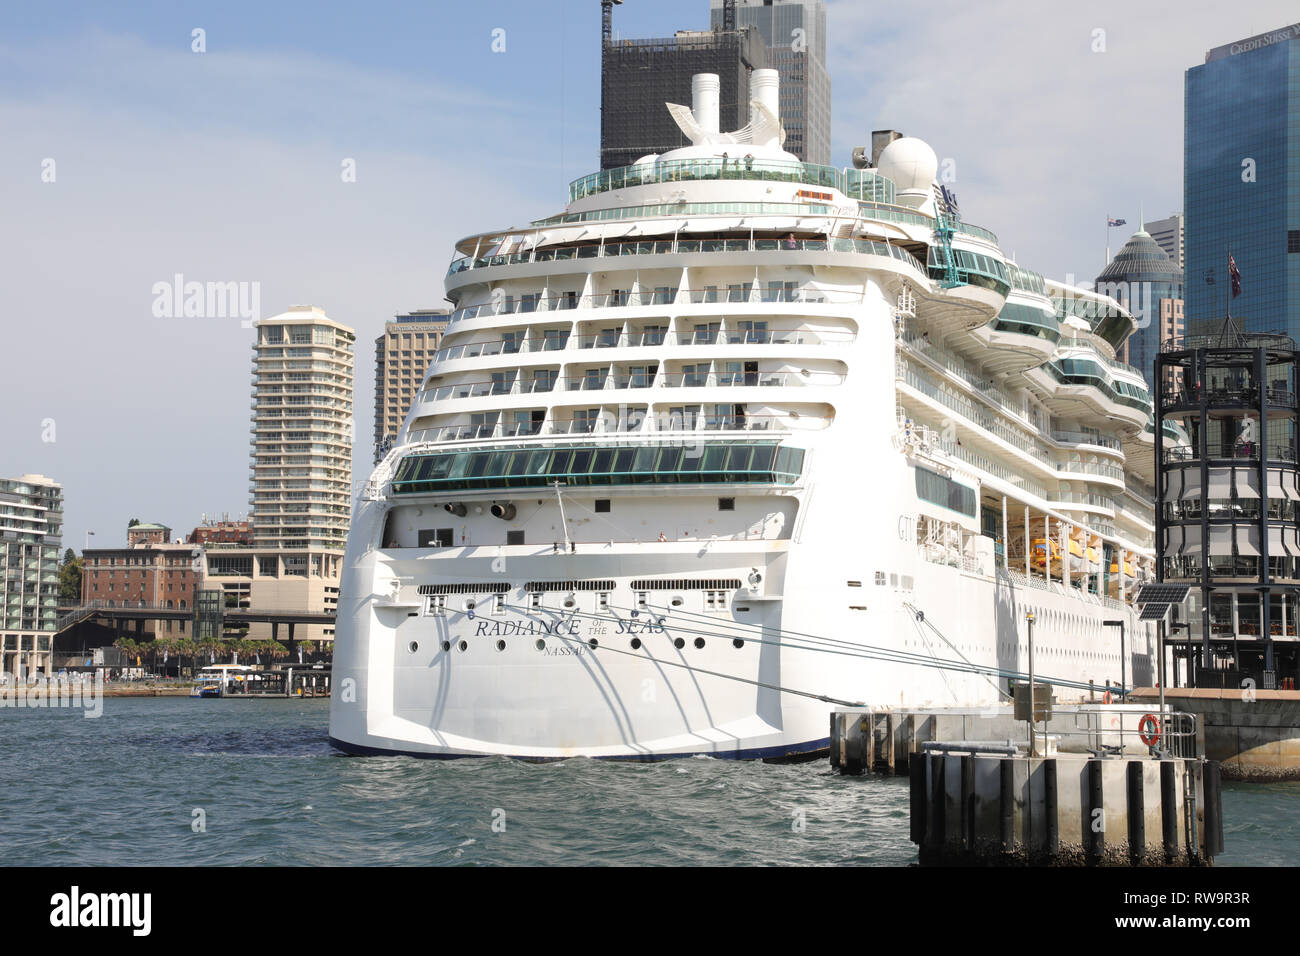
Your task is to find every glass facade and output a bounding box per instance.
[709,1,831,166]
[391,441,805,494]
[1185,32,1300,339]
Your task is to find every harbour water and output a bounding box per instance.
[1,698,1293,866]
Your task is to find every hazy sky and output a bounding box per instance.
[2,0,1295,552]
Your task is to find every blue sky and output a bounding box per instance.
[2,0,1295,552]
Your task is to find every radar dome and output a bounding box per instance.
[876,137,938,192]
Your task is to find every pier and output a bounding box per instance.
[832,703,1224,865]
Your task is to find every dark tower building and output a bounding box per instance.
[600,24,767,170]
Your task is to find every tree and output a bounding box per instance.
[58,551,84,604]
[298,641,317,663]
[128,518,141,528]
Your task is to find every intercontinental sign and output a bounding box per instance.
[1206,24,1300,62]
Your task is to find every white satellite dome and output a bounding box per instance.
[876,137,938,193]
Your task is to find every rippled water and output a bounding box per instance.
[0,698,1288,866]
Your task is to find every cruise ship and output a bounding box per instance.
[329,69,1166,759]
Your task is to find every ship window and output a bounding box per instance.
[875,572,886,585]
[506,531,525,546]
[493,594,506,614]
[391,442,804,493]
[718,497,735,511]
[530,592,542,609]
[595,498,611,513]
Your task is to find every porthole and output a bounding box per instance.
[733,638,744,649]
[408,641,419,653]
[674,637,685,649]
[465,599,477,612]
[535,639,545,650]
[631,637,642,650]
[671,597,683,607]
[458,640,468,652]
[563,597,577,609]
[496,640,506,651]
[694,638,706,649]
[588,638,599,649]
[441,640,451,652]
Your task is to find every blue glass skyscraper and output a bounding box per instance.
[1185,25,1300,337]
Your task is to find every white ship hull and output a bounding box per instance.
[330,71,1162,760]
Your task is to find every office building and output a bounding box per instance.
[1095,228,1184,393]
[1144,214,1185,271]
[374,310,448,463]
[0,475,63,676]
[709,0,831,165]
[1185,26,1300,338]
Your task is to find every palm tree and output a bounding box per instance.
[297,640,317,663]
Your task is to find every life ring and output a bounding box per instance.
[1138,713,1161,746]
[1102,690,1113,704]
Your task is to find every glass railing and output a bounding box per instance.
[897,359,1053,466]
[447,235,927,281]
[1043,360,1151,413]
[407,413,803,444]
[532,200,833,228]
[568,157,855,202]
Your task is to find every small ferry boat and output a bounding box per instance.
[190,664,255,698]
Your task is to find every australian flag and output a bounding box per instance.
[1107,217,1126,227]
[1229,254,1242,298]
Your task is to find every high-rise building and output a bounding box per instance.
[600,25,767,170]
[1185,26,1300,338]
[0,474,63,676]
[1144,213,1185,272]
[374,310,448,463]
[219,305,355,642]
[1095,228,1184,393]
[709,0,831,165]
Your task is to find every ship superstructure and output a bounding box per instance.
[330,70,1165,759]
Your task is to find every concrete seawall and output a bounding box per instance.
[1130,688,1300,782]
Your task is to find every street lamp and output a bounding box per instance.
[1104,619,1126,701]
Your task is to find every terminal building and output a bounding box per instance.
[1155,327,1300,688]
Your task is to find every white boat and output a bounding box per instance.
[329,69,1164,760]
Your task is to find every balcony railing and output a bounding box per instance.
[446,236,927,283]
[409,413,799,444]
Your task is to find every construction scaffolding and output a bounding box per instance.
[600,28,767,170]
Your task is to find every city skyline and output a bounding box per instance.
[3,0,1296,550]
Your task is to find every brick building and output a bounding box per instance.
[187,520,252,547]
[81,541,205,638]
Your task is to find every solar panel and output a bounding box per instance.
[1139,603,1172,621]
[1135,584,1190,606]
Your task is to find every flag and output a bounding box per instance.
[1229,254,1242,298]
[1108,217,1126,227]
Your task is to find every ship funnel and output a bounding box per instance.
[490,502,517,521]
[691,73,720,136]
[443,502,467,517]
[750,69,779,125]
